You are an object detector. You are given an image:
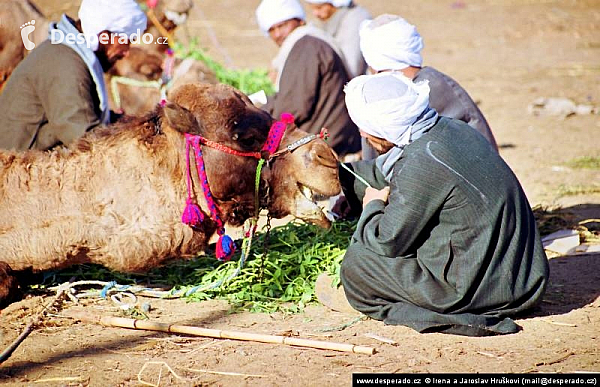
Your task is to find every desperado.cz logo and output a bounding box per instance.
[18,20,168,51]
[20,19,37,51]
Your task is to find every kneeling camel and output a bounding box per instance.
[0,83,341,307]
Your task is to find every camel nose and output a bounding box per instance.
[312,141,338,168]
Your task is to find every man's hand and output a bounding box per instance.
[363,187,390,208]
[268,68,278,85]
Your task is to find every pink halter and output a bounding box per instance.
[181,113,295,261]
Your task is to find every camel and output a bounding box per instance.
[142,0,194,56]
[0,82,341,308]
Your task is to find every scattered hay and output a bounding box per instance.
[566,156,600,170]
[533,205,577,235]
[556,185,600,197]
[533,205,600,245]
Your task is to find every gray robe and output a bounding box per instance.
[316,3,371,78]
[362,66,499,160]
[339,117,548,336]
[415,67,498,150]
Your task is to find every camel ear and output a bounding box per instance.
[163,102,203,135]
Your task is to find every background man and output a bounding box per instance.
[335,72,548,336]
[0,0,146,151]
[303,0,371,78]
[256,0,361,158]
[360,14,499,154]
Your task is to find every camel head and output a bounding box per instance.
[107,48,218,115]
[163,83,340,228]
[265,128,341,228]
[153,0,193,33]
[109,47,164,80]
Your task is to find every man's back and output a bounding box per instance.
[0,41,100,151]
[414,67,498,149]
[398,117,537,267]
[320,4,371,78]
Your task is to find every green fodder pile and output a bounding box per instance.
[44,221,356,313]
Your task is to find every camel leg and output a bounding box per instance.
[0,262,20,309]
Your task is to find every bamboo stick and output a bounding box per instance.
[93,315,375,355]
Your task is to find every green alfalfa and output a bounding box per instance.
[179,220,355,313]
[44,221,356,313]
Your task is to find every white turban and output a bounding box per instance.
[304,0,352,7]
[256,0,306,35]
[79,0,147,51]
[344,72,431,147]
[359,15,423,71]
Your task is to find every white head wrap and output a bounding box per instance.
[303,0,352,7]
[78,0,147,51]
[359,14,423,71]
[256,0,306,35]
[344,72,431,147]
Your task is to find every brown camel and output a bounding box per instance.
[142,0,194,55]
[0,82,341,308]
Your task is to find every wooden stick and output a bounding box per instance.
[540,319,577,327]
[70,312,375,355]
[536,351,576,367]
[34,377,85,384]
[183,368,268,378]
[363,333,397,345]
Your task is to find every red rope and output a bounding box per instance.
[198,137,262,159]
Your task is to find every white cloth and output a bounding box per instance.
[304,0,352,7]
[78,0,147,51]
[271,24,346,90]
[256,0,306,35]
[344,72,432,147]
[359,15,423,71]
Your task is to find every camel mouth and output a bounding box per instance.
[299,183,316,202]
[292,183,339,228]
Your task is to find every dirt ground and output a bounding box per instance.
[1,0,600,385]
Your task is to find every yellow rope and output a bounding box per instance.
[147,8,175,48]
[110,76,171,110]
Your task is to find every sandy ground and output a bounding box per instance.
[1,0,599,385]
